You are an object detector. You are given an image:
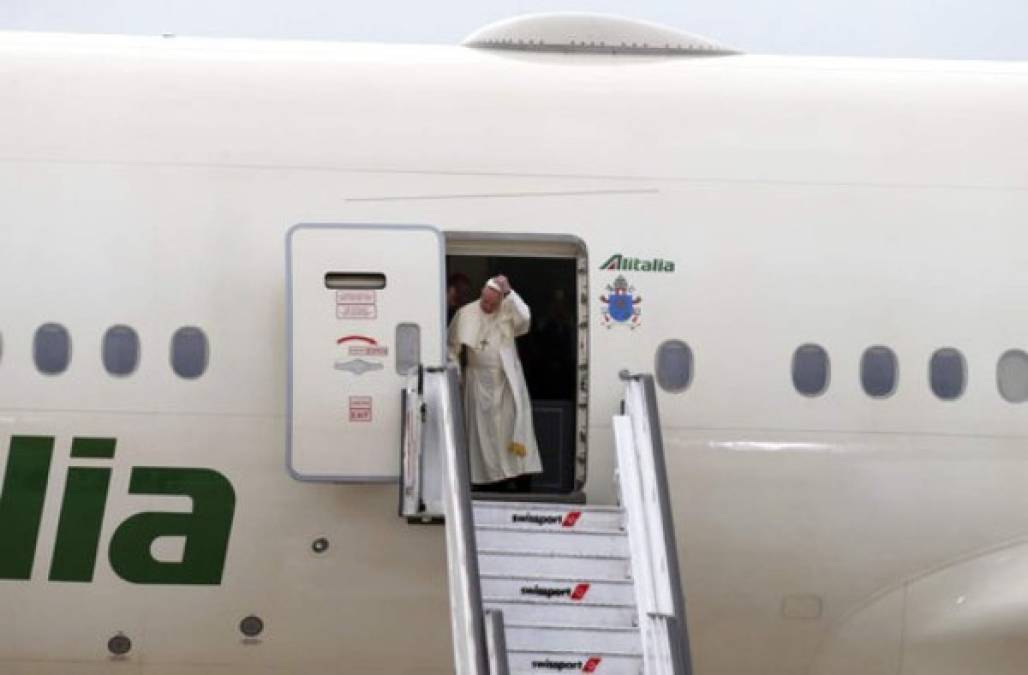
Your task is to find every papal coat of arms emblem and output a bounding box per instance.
[600,275,642,329]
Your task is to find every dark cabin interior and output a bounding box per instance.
[446,254,579,494]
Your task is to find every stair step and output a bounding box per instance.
[505,623,641,654]
[476,527,628,557]
[478,551,633,581]
[508,649,643,674]
[473,501,624,532]
[485,598,638,628]
[472,491,586,505]
[481,576,636,605]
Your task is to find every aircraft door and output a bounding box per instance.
[286,224,446,481]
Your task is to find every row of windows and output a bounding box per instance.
[1,324,210,379]
[656,341,1028,403]
[10,323,1027,402]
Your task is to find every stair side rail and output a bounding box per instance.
[614,371,693,675]
[399,367,426,518]
[428,364,492,675]
[400,366,446,520]
[484,609,511,675]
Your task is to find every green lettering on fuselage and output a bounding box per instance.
[0,436,235,585]
[110,467,236,585]
[0,436,55,579]
[49,438,117,582]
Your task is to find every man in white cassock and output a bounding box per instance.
[448,275,542,485]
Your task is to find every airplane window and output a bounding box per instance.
[792,344,830,396]
[655,340,693,393]
[103,325,140,377]
[171,327,209,379]
[929,348,966,400]
[34,323,71,375]
[997,349,1028,403]
[861,346,897,398]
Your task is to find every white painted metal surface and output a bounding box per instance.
[480,576,636,606]
[470,393,688,675]
[400,368,446,518]
[286,224,445,480]
[2,22,1028,675]
[614,375,690,674]
[400,371,425,516]
[473,501,644,673]
[478,551,635,582]
[471,501,624,531]
[475,526,630,557]
[462,12,738,55]
[431,367,489,675]
[484,610,511,675]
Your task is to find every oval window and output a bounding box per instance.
[861,346,898,398]
[171,327,209,379]
[792,344,830,397]
[997,349,1028,403]
[655,340,693,393]
[929,348,966,400]
[34,323,71,375]
[103,325,140,377]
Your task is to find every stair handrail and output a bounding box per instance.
[484,609,511,675]
[616,371,693,675]
[433,364,491,675]
[399,367,425,518]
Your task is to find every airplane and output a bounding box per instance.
[1,10,1028,675]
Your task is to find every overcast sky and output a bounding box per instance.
[1,0,1026,61]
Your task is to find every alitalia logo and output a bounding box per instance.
[600,253,675,273]
[0,436,235,585]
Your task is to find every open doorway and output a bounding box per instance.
[446,234,588,497]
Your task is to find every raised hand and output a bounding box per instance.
[494,274,512,295]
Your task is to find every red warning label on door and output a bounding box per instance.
[349,396,373,423]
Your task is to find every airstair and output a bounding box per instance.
[401,366,691,675]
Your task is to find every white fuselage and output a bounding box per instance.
[1,31,1028,675]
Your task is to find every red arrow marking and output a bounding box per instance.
[336,335,378,345]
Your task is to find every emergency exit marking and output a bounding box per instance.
[349,396,373,422]
[336,290,377,320]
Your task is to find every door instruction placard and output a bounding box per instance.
[349,396,373,422]
[336,290,377,320]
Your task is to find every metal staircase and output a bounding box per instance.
[475,500,642,673]
[401,365,691,675]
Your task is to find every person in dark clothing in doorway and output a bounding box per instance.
[447,272,472,323]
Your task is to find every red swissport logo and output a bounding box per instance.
[571,583,591,601]
[530,657,603,672]
[561,511,582,527]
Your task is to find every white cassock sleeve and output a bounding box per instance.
[501,290,531,337]
[447,313,462,370]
